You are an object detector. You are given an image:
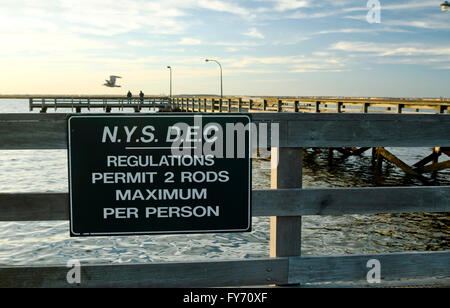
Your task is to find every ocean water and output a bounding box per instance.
[0,99,448,266]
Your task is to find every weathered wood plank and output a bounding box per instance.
[270,147,302,258]
[1,251,448,287]
[282,114,450,147]
[1,113,450,149]
[255,186,450,216]
[0,193,69,221]
[0,114,68,149]
[288,251,450,284]
[2,186,449,221]
[0,258,289,288]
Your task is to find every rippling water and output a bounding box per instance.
[0,100,448,266]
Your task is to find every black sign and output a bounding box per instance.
[68,114,251,236]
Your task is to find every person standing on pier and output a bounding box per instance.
[139,90,144,104]
[127,91,132,104]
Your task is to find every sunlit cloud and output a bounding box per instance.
[243,28,265,39]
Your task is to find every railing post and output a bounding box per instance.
[211,99,215,112]
[238,98,242,113]
[249,99,253,111]
[270,147,302,259]
[294,100,299,113]
[219,98,223,113]
[277,100,282,112]
[29,98,33,112]
[263,100,267,111]
[315,101,320,113]
[398,104,404,114]
[363,102,370,113]
[337,102,343,113]
[228,99,232,113]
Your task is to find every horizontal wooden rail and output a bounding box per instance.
[1,251,448,287]
[1,186,449,221]
[0,258,288,288]
[1,113,450,149]
[288,251,450,285]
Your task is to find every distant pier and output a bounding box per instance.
[13,95,450,114]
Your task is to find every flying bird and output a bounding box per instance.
[103,75,122,87]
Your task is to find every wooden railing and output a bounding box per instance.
[167,96,450,114]
[0,112,449,287]
[25,96,450,114]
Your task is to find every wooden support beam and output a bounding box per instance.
[441,147,450,158]
[334,147,353,157]
[417,160,450,173]
[351,147,371,156]
[270,147,302,258]
[328,148,334,163]
[377,147,424,179]
[371,147,376,164]
[315,101,320,113]
[375,147,383,173]
[413,151,440,168]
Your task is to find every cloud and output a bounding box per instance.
[178,38,203,45]
[383,17,450,30]
[274,0,311,12]
[329,41,450,70]
[195,0,251,16]
[343,0,439,12]
[243,28,265,39]
[330,41,450,57]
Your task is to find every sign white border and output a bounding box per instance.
[68,114,252,236]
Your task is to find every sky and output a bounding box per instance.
[0,0,449,97]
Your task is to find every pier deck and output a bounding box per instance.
[1,95,449,114]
